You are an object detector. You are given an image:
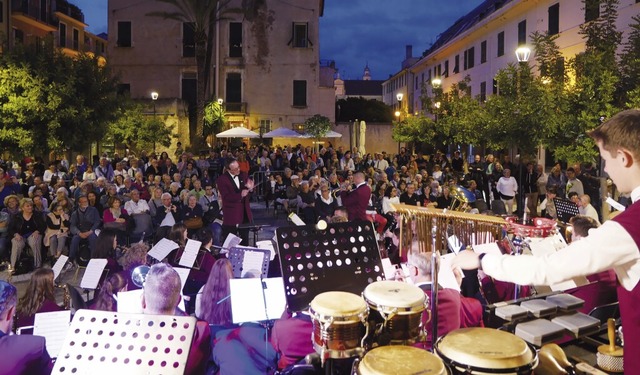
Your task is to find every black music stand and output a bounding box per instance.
[276,221,384,312]
[228,246,270,278]
[553,197,579,223]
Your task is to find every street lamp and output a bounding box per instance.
[515,47,531,63]
[431,77,442,89]
[395,93,404,154]
[151,92,158,152]
[514,47,530,222]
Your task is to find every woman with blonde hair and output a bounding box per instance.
[9,198,46,269]
[44,203,70,259]
[16,268,63,330]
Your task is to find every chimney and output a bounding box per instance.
[406,45,413,59]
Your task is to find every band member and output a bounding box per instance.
[216,160,254,244]
[335,171,369,222]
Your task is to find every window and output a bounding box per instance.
[226,73,242,103]
[183,22,195,57]
[437,64,442,78]
[480,81,487,102]
[444,60,449,78]
[290,22,310,48]
[481,40,487,64]
[585,0,600,22]
[73,28,79,50]
[259,120,272,135]
[14,28,24,44]
[229,22,242,57]
[116,84,130,96]
[493,78,498,95]
[59,23,66,48]
[0,2,3,23]
[548,3,560,35]
[518,20,527,46]
[293,80,307,107]
[497,31,504,57]
[464,47,475,70]
[454,54,460,74]
[117,21,132,47]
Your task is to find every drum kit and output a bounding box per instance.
[306,281,539,374]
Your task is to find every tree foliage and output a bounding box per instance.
[204,99,227,137]
[304,114,332,138]
[109,103,175,153]
[336,97,393,123]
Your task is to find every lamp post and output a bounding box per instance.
[151,92,159,153]
[514,47,530,220]
[396,93,403,154]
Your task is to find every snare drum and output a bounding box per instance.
[310,291,368,359]
[353,346,448,375]
[363,280,428,345]
[435,328,538,374]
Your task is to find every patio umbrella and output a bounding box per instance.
[262,127,304,138]
[303,130,342,138]
[216,127,259,138]
[358,121,366,156]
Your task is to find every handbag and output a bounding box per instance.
[184,217,204,230]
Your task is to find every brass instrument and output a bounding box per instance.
[56,283,71,310]
[449,185,476,212]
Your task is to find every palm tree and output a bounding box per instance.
[147,0,237,149]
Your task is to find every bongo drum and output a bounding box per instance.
[310,291,368,359]
[435,328,538,374]
[363,280,428,345]
[353,346,448,375]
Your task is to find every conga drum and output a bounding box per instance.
[363,280,428,346]
[310,291,368,360]
[353,346,447,375]
[435,328,538,374]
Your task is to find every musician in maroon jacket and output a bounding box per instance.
[336,171,370,222]
[216,159,254,245]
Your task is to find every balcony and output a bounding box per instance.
[224,102,247,114]
[55,0,85,24]
[11,0,57,30]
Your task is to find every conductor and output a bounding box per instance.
[216,159,254,244]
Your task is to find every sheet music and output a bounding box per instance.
[52,255,69,281]
[381,258,397,280]
[288,213,306,226]
[222,233,242,250]
[438,253,461,292]
[229,277,286,323]
[117,289,143,313]
[241,250,265,278]
[447,235,463,254]
[472,242,502,256]
[471,231,495,245]
[148,238,179,261]
[179,239,202,268]
[160,211,175,227]
[80,259,108,289]
[256,240,276,261]
[33,310,71,358]
[173,267,191,292]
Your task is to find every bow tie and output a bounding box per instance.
[233,175,239,180]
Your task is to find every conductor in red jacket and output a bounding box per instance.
[336,171,370,222]
[216,159,254,245]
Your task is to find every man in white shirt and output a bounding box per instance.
[579,194,600,224]
[124,189,152,240]
[374,153,389,172]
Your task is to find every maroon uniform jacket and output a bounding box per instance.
[216,172,253,226]
[338,183,371,222]
[271,312,314,370]
[416,284,461,350]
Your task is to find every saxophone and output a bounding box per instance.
[56,283,71,310]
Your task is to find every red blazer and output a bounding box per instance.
[338,183,371,221]
[216,172,253,226]
[460,296,484,328]
[271,312,314,370]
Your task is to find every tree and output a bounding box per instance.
[392,116,436,152]
[335,97,393,122]
[620,16,640,107]
[109,103,175,154]
[204,99,227,139]
[304,114,332,138]
[148,0,239,150]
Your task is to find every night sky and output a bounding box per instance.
[73,0,482,80]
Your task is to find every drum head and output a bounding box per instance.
[359,346,446,375]
[310,291,366,318]
[436,328,534,370]
[363,280,425,310]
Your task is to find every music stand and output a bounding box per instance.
[52,310,196,374]
[276,221,384,312]
[553,197,579,223]
[228,246,270,278]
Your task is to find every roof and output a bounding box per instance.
[343,80,384,96]
[424,0,515,57]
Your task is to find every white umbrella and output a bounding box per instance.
[262,127,303,138]
[303,130,342,138]
[358,121,366,156]
[216,127,260,138]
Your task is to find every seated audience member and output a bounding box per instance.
[182,194,204,236]
[44,203,70,259]
[407,252,482,349]
[578,194,600,224]
[271,309,314,370]
[92,273,127,312]
[69,195,101,267]
[315,185,337,221]
[296,181,316,224]
[566,215,617,314]
[152,193,182,241]
[0,280,52,375]
[15,268,63,331]
[142,263,211,375]
[103,196,130,245]
[124,189,153,242]
[9,198,46,270]
[539,186,558,219]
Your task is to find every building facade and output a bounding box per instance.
[108,0,334,147]
[383,0,640,115]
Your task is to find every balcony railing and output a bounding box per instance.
[224,102,247,114]
[55,0,85,23]
[11,0,55,26]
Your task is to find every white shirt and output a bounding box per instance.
[229,172,240,189]
[579,203,600,224]
[382,196,400,214]
[124,199,150,215]
[483,186,640,291]
[496,176,518,197]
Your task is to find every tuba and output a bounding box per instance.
[449,185,476,211]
